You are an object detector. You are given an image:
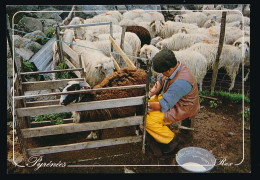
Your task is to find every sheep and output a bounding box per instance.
[71,39,115,87]
[139,44,208,91]
[96,10,123,22]
[174,12,208,27]
[119,19,139,26]
[60,67,147,140]
[90,39,135,66]
[233,36,250,66]
[122,9,146,20]
[156,33,211,51]
[133,11,165,23]
[84,24,122,35]
[150,20,198,38]
[93,32,141,61]
[126,26,151,47]
[186,43,245,91]
[224,14,250,26]
[84,15,119,25]
[59,81,91,106]
[188,25,244,45]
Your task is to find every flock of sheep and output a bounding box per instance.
[55,4,250,91]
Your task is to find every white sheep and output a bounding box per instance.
[186,43,245,91]
[189,25,243,45]
[150,20,199,38]
[233,36,250,66]
[71,39,115,87]
[84,15,119,25]
[133,11,165,22]
[174,12,208,27]
[139,44,208,91]
[119,19,139,26]
[156,33,211,51]
[91,39,135,66]
[94,32,141,60]
[173,50,208,91]
[96,10,123,22]
[122,9,146,20]
[84,24,122,35]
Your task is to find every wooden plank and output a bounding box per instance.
[22,78,85,91]
[31,118,74,127]
[109,35,136,69]
[62,43,80,65]
[26,100,60,107]
[20,68,83,75]
[22,116,143,138]
[27,135,143,156]
[16,96,144,117]
[110,54,120,71]
[15,84,146,100]
[64,57,81,78]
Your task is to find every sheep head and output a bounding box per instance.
[174,15,183,22]
[95,57,115,77]
[150,20,165,35]
[60,81,91,106]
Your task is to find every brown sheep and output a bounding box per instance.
[126,26,151,47]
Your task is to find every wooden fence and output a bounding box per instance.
[11,21,151,163]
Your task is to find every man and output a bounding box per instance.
[146,49,200,154]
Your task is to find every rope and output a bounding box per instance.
[9,28,151,62]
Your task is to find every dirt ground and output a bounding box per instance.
[7,98,250,174]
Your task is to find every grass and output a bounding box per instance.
[31,112,72,125]
[199,90,250,104]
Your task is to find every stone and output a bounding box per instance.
[15,47,34,60]
[23,30,46,42]
[18,17,43,32]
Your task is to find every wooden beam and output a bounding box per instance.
[15,84,146,100]
[110,54,120,71]
[109,35,136,69]
[16,96,145,117]
[30,118,73,127]
[20,68,84,75]
[27,135,143,156]
[22,116,143,138]
[62,43,80,65]
[26,100,60,107]
[64,57,81,78]
[22,78,85,91]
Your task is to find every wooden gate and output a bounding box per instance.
[11,21,152,163]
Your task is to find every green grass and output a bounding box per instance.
[31,112,72,125]
[199,90,250,104]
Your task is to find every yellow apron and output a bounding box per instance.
[146,95,175,144]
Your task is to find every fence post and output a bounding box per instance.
[55,25,64,64]
[142,58,152,154]
[119,26,126,67]
[210,11,227,95]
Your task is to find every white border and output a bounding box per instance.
[10,6,247,169]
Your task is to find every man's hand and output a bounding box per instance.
[148,102,161,111]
